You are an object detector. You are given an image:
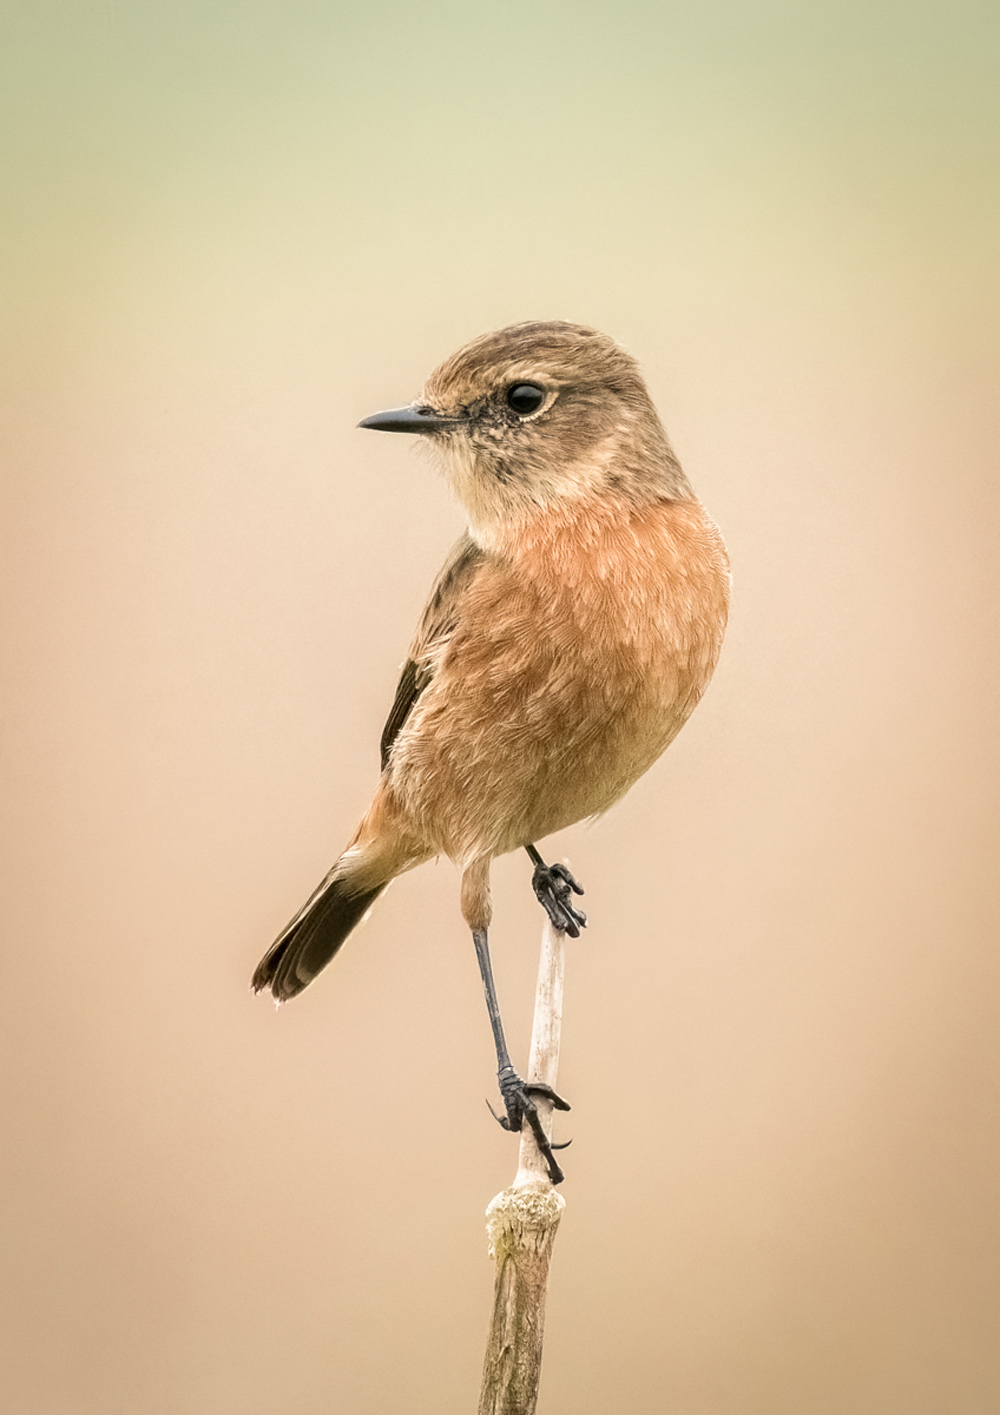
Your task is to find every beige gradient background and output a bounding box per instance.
[2,2,998,1411]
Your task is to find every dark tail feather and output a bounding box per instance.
[252,868,385,1002]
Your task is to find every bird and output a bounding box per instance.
[252,320,730,1182]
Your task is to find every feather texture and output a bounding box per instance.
[253,322,729,996]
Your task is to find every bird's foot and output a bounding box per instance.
[488,1064,572,1185]
[531,861,587,938]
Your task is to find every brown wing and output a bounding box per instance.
[379,534,486,771]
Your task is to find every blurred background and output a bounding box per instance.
[2,1,998,1411]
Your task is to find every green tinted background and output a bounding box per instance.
[2,2,998,1411]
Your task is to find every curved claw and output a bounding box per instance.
[550,863,585,897]
[523,1080,572,1112]
[485,1096,514,1132]
[489,1068,572,1184]
[550,1138,573,1151]
[531,863,588,938]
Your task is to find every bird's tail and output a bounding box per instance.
[252,853,387,1002]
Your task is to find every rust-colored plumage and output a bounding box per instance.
[252,322,728,1172]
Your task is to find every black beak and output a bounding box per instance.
[357,405,459,434]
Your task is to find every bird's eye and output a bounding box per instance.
[504,383,546,416]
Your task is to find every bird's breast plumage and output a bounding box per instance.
[382,494,729,864]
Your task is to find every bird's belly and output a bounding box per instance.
[390,602,718,861]
[502,636,704,843]
[385,497,730,864]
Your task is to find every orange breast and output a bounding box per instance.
[388,495,730,862]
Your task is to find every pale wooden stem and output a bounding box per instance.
[479,917,567,1415]
[516,915,566,1186]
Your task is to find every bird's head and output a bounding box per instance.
[359,321,692,545]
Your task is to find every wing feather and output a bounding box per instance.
[379,534,486,771]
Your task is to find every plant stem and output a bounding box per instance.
[478,917,567,1415]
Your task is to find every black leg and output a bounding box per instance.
[472,928,571,1185]
[525,845,587,937]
